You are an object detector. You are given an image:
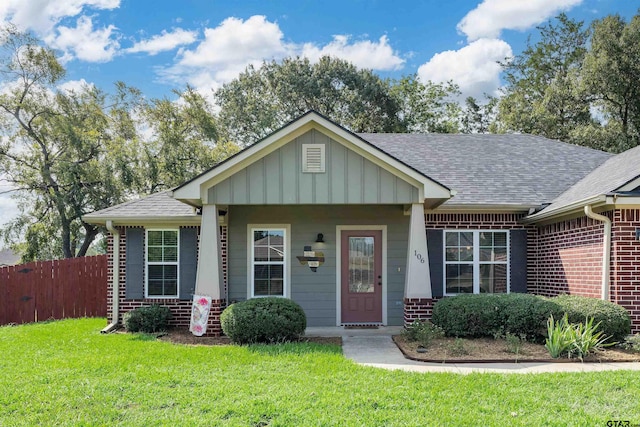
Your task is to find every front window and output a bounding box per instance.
[251,227,288,297]
[146,229,179,298]
[444,230,509,295]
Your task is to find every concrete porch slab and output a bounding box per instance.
[304,326,404,337]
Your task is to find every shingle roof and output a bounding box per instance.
[533,144,640,216]
[359,133,613,207]
[85,133,616,221]
[84,191,196,220]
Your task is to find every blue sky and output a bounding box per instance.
[0,0,638,231]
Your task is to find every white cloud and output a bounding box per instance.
[162,15,405,97]
[46,15,119,63]
[0,0,120,35]
[180,16,289,68]
[458,0,582,41]
[57,78,94,93]
[417,38,513,100]
[127,28,198,56]
[301,35,404,71]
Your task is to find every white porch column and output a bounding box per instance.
[405,203,432,299]
[195,204,224,299]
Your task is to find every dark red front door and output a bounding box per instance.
[341,230,382,323]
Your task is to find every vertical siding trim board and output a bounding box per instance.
[335,225,388,326]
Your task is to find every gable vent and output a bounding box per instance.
[302,144,325,173]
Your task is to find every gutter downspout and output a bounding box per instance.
[584,205,611,301]
[101,220,120,333]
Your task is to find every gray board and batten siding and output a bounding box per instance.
[227,205,410,327]
[207,129,421,205]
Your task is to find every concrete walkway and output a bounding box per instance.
[304,327,640,374]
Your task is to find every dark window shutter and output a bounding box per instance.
[510,229,528,293]
[179,227,198,300]
[427,229,444,298]
[125,228,144,299]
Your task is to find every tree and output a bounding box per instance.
[0,26,235,260]
[460,96,499,134]
[215,56,405,145]
[389,75,461,133]
[496,14,592,141]
[135,87,239,194]
[0,26,142,259]
[581,13,640,152]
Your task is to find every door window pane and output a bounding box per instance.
[348,237,375,293]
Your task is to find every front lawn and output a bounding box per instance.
[1,319,639,426]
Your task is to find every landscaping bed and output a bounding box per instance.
[158,329,342,346]
[393,335,640,363]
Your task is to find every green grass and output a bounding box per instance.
[1,319,639,426]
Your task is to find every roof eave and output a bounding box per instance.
[427,203,536,213]
[522,195,607,224]
[82,215,201,226]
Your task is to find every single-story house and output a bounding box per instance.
[84,111,640,335]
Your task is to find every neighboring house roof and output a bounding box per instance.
[83,191,199,225]
[360,133,613,208]
[527,144,640,221]
[0,248,20,266]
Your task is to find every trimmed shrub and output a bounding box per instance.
[431,294,558,341]
[221,297,306,344]
[550,295,630,342]
[431,293,631,343]
[123,305,171,333]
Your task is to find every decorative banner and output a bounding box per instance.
[189,295,212,336]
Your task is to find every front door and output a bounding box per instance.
[341,230,382,323]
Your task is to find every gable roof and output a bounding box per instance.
[526,144,640,221]
[83,191,199,225]
[172,111,453,206]
[361,133,612,208]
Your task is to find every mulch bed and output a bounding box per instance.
[157,330,342,346]
[393,335,640,363]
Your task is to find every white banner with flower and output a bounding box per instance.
[189,295,212,336]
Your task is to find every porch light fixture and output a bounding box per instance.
[315,233,324,243]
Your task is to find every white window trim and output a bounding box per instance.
[145,228,180,299]
[247,224,291,298]
[443,229,510,296]
[302,143,326,173]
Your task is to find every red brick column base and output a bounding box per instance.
[403,298,434,327]
[204,299,226,337]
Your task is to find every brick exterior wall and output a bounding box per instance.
[536,210,640,334]
[536,215,607,298]
[611,210,640,333]
[403,298,435,326]
[106,225,228,336]
[424,212,538,291]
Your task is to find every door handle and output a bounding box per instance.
[377,275,382,286]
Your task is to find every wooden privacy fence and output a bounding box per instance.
[0,255,107,325]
